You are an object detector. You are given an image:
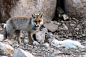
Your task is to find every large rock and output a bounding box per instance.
[10,0,57,23]
[65,0,86,19]
[36,31,45,43]
[44,23,58,32]
[0,42,14,56]
[0,0,18,23]
[13,48,34,57]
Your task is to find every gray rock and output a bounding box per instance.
[54,21,61,25]
[42,43,49,48]
[33,41,39,45]
[75,28,79,31]
[70,24,75,26]
[82,34,86,36]
[63,24,68,30]
[44,23,58,32]
[24,37,29,44]
[36,31,45,43]
[13,48,34,57]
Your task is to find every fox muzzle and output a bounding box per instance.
[35,25,39,27]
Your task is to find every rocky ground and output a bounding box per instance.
[0,17,86,57]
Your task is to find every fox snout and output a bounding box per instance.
[35,25,39,27]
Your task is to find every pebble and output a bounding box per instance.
[70,24,75,26]
[67,33,72,37]
[82,34,85,36]
[75,28,79,31]
[33,41,39,45]
[42,43,49,48]
[63,24,68,30]
[24,37,29,44]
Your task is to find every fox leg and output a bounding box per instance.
[28,32,33,45]
[7,30,15,40]
[15,30,21,44]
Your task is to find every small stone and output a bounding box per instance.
[70,24,75,26]
[63,24,68,30]
[33,41,39,45]
[63,35,68,38]
[54,21,61,25]
[42,43,49,48]
[58,27,64,30]
[67,33,72,37]
[51,48,55,52]
[24,37,29,44]
[62,14,70,20]
[51,21,54,24]
[55,35,59,39]
[82,34,85,36]
[0,34,4,41]
[75,28,79,31]
[53,50,63,54]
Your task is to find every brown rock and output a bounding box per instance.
[0,0,18,23]
[44,23,58,32]
[0,42,14,56]
[65,0,86,19]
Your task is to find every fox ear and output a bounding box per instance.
[39,13,43,18]
[32,14,35,18]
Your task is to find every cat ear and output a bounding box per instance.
[32,14,35,18]
[39,13,43,18]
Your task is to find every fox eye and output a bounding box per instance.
[38,20,40,22]
[34,21,37,23]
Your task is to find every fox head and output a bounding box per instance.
[31,13,43,30]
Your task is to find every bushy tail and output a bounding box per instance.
[3,27,7,40]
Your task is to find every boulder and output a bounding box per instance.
[0,42,14,56]
[44,23,58,32]
[10,0,57,23]
[0,0,18,23]
[13,48,34,57]
[65,0,86,19]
